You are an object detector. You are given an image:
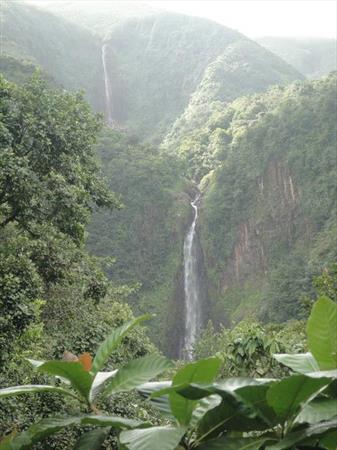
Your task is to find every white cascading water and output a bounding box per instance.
[102,43,114,127]
[183,194,202,360]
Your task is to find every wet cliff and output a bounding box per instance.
[200,74,337,325]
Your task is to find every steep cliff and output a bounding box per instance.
[200,73,337,325]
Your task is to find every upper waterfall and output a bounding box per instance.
[102,43,114,127]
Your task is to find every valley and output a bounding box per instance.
[1,0,336,356]
[0,2,336,448]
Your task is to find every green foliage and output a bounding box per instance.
[0,56,52,86]
[0,74,117,240]
[2,298,337,449]
[119,426,186,450]
[0,316,169,449]
[0,74,118,369]
[307,297,337,370]
[137,297,337,450]
[91,315,151,375]
[163,40,302,179]
[87,129,190,353]
[194,320,306,378]
[197,73,337,324]
[313,264,337,301]
[169,358,221,425]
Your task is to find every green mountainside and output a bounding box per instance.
[198,73,337,325]
[28,0,158,37]
[1,0,104,110]
[101,14,242,140]
[257,37,337,79]
[163,39,303,177]
[1,1,335,357]
[1,3,337,448]
[87,130,190,355]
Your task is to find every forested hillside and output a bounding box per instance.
[1,1,104,109]
[2,0,333,356]
[163,39,303,177]
[1,1,337,448]
[87,130,191,354]
[257,37,337,79]
[198,73,337,325]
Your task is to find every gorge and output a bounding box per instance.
[1,0,336,359]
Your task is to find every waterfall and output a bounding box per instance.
[102,43,114,127]
[183,194,202,360]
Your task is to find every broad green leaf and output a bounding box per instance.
[0,415,147,450]
[266,419,337,449]
[137,381,173,417]
[169,358,221,425]
[0,417,82,450]
[195,436,275,449]
[89,370,117,403]
[37,361,93,403]
[190,395,222,428]
[74,428,110,450]
[92,315,151,375]
[153,378,275,433]
[295,399,337,424]
[320,430,337,450]
[273,352,320,374]
[119,426,185,450]
[266,374,331,423]
[0,384,78,401]
[160,378,274,401]
[307,296,337,370]
[196,387,268,440]
[81,415,147,429]
[102,354,172,397]
[306,369,337,378]
[235,383,277,427]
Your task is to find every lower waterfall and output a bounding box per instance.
[182,194,203,360]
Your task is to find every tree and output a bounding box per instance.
[0,74,119,367]
[0,73,119,243]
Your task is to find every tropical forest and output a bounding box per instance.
[0,1,336,449]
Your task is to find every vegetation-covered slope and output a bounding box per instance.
[29,0,158,37]
[1,0,335,360]
[87,130,191,355]
[102,14,303,141]
[257,37,337,78]
[198,73,337,325]
[0,74,157,447]
[163,39,304,177]
[1,0,103,109]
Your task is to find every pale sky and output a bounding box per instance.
[27,0,337,39]
[143,1,337,38]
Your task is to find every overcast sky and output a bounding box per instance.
[143,0,337,38]
[28,0,337,39]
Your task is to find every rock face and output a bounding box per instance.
[199,74,337,326]
[222,160,302,288]
[201,158,311,326]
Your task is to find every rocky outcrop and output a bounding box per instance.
[220,159,305,290]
